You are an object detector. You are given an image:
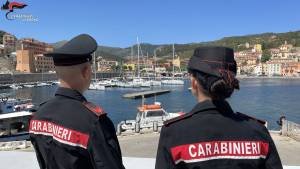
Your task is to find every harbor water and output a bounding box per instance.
[1,78,300,130]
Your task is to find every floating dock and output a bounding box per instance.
[122,90,170,99]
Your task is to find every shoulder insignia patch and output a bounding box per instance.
[39,100,49,107]
[83,101,107,117]
[164,112,193,127]
[236,112,266,125]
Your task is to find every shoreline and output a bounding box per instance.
[236,76,300,79]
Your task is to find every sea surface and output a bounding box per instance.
[1,78,300,130]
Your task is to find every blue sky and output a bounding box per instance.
[1,0,300,48]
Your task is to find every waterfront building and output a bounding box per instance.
[266,62,282,76]
[34,54,55,73]
[254,63,268,75]
[173,57,181,68]
[16,50,35,73]
[241,64,257,73]
[15,38,53,73]
[269,58,293,63]
[281,63,298,76]
[3,33,17,50]
[123,61,136,71]
[241,57,258,64]
[155,67,166,73]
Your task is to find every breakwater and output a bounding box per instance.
[0,72,124,84]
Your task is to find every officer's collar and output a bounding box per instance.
[55,87,87,102]
[190,99,233,114]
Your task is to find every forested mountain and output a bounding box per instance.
[49,40,166,58]
[48,30,300,60]
[156,30,300,59]
[95,50,128,63]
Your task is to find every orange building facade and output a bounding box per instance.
[16,50,35,73]
[16,38,54,73]
[281,63,298,76]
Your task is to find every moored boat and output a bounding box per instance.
[120,97,184,131]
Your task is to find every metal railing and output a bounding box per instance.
[287,121,300,142]
[283,120,300,142]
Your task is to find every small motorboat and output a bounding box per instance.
[120,98,184,131]
[89,83,105,90]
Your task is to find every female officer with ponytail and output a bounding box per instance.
[155,46,282,169]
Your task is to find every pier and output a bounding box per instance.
[0,129,299,169]
[122,90,170,99]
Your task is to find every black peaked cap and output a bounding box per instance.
[44,34,97,66]
[188,46,237,78]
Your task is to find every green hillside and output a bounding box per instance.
[156,30,300,59]
[48,30,300,60]
[95,50,128,63]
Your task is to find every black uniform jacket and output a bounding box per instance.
[30,87,124,169]
[155,100,282,169]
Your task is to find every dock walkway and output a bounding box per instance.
[122,90,170,99]
[1,129,299,168]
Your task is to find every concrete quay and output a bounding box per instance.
[122,90,171,99]
[118,129,300,166]
[1,129,299,168]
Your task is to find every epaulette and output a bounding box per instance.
[164,112,193,127]
[236,112,266,125]
[83,101,107,118]
[39,100,49,107]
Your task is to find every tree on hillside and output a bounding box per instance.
[128,66,132,71]
[122,65,127,70]
[111,65,116,70]
[261,49,271,62]
[166,68,172,72]
[250,67,254,74]
[115,65,120,70]
[156,59,167,63]
[241,60,247,74]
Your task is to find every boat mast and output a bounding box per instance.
[137,37,140,79]
[131,46,133,80]
[94,52,96,80]
[154,50,156,80]
[172,43,174,79]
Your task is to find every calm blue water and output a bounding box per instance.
[1,79,299,131]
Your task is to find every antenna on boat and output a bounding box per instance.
[155,93,156,103]
[142,94,144,107]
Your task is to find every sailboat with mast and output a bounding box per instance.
[132,37,151,87]
[151,49,161,86]
[161,43,184,85]
[123,43,141,88]
[89,52,105,90]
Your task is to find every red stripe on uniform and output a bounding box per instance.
[171,141,269,164]
[29,120,89,149]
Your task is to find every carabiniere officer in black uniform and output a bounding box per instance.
[155,46,282,169]
[29,34,125,169]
